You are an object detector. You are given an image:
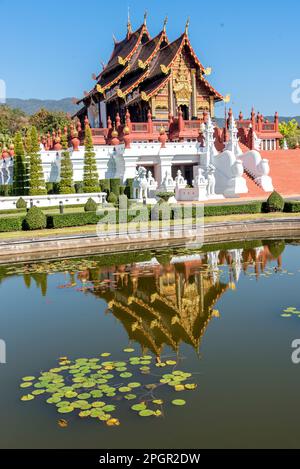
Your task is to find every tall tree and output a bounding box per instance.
[279,119,300,148]
[28,126,47,196]
[29,108,70,134]
[83,126,100,193]
[59,133,74,194]
[13,132,27,195]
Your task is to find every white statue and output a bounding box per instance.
[206,165,216,196]
[193,167,207,186]
[133,167,149,200]
[175,170,187,188]
[160,171,175,192]
[147,170,158,197]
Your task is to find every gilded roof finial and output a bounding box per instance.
[112,34,117,44]
[163,16,168,32]
[185,17,190,36]
[144,10,148,26]
[127,7,132,36]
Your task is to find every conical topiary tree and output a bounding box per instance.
[28,126,47,196]
[59,132,74,194]
[83,125,100,193]
[13,132,26,195]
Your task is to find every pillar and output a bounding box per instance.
[209,96,215,118]
[168,74,174,117]
[191,69,197,119]
[151,96,156,119]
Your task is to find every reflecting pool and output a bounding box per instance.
[1,239,300,448]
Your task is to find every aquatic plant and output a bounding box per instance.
[19,350,198,427]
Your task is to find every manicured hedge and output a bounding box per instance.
[47,212,102,229]
[0,216,24,232]
[203,202,263,217]
[284,201,300,213]
[110,178,121,196]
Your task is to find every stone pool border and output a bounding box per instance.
[0,217,300,264]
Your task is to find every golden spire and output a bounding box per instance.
[163,16,168,32]
[144,10,148,26]
[127,7,132,36]
[185,17,190,36]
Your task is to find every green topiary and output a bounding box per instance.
[99,179,110,194]
[110,178,121,196]
[13,132,27,196]
[107,192,118,206]
[84,197,98,212]
[59,134,75,194]
[156,191,174,203]
[118,193,128,209]
[16,197,27,210]
[83,126,100,193]
[267,241,286,258]
[23,206,47,231]
[266,191,284,212]
[28,126,47,196]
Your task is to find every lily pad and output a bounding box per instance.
[139,409,154,417]
[21,394,35,402]
[172,399,186,406]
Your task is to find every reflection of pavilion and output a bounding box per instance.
[84,243,284,356]
[90,254,229,356]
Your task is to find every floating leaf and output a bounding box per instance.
[119,372,133,378]
[131,403,146,412]
[106,418,120,426]
[128,382,141,389]
[166,360,177,366]
[79,410,91,418]
[21,394,34,402]
[123,348,135,353]
[20,382,32,389]
[119,386,131,393]
[153,399,164,405]
[175,385,185,392]
[172,399,186,406]
[124,394,137,400]
[185,384,197,390]
[91,401,105,408]
[22,376,35,382]
[139,410,154,417]
[101,353,111,357]
[57,406,74,414]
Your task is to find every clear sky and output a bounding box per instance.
[1,0,300,117]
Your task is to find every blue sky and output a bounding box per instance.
[1,0,300,117]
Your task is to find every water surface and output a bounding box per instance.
[1,239,300,449]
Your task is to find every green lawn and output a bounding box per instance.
[1,211,300,241]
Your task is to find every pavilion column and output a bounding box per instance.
[151,96,156,119]
[191,69,197,119]
[168,74,174,116]
[209,96,215,118]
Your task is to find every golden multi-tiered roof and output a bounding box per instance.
[77,14,223,123]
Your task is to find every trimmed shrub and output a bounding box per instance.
[284,201,300,213]
[28,126,47,196]
[23,206,47,231]
[110,178,121,196]
[107,192,118,205]
[13,131,27,196]
[156,191,174,202]
[74,182,84,194]
[118,193,128,209]
[100,179,110,194]
[47,212,100,229]
[265,191,284,212]
[0,185,13,197]
[125,178,134,199]
[84,197,98,212]
[83,126,100,193]
[0,216,24,232]
[16,197,27,210]
[203,202,262,217]
[151,201,171,221]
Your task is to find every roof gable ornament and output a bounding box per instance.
[163,16,168,33]
[185,17,190,36]
[143,11,148,26]
[127,7,132,37]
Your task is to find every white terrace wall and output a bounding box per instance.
[0,193,107,211]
